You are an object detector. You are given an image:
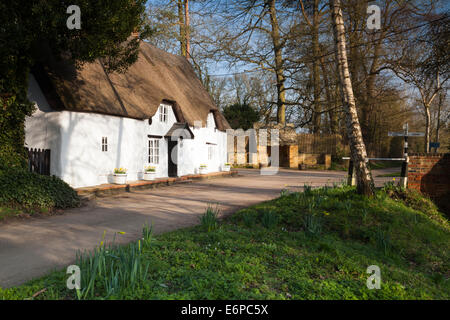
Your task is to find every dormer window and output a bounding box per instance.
[159,104,168,123]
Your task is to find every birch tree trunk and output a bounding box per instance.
[435,91,444,151]
[268,0,286,126]
[425,104,431,153]
[329,0,374,196]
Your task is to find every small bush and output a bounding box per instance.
[0,168,80,212]
[200,204,220,232]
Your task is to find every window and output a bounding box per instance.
[208,145,214,160]
[159,104,168,123]
[148,139,160,164]
[102,137,108,152]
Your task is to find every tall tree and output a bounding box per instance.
[389,14,449,152]
[201,0,294,126]
[177,0,187,56]
[299,0,326,133]
[223,102,261,130]
[267,0,287,125]
[184,0,191,60]
[341,0,434,155]
[329,0,374,196]
[0,0,151,168]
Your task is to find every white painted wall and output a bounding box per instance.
[25,75,228,188]
[25,74,63,177]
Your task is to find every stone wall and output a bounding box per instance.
[298,153,331,170]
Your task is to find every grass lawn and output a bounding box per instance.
[1,185,448,300]
[368,161,402,170]
[376,172,402,178]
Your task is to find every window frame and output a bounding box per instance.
[102,137,108,152]
[208,145,214,160]
[159,104,168,123]
[148,138,160,164]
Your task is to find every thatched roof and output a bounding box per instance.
[33,42,230,131]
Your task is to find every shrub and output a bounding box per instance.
[0,168,80,212]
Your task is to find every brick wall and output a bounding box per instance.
[408,153,450,199]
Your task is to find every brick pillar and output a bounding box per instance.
[289,145,298,168]
[408,153,450,198]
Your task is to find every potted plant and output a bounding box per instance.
[113,167,128,184]
[222,163,232,172]
[143,166,157,181]
[199,164,208,175]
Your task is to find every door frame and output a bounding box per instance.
[167,139,178,177]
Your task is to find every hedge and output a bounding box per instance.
[0,168,80,212]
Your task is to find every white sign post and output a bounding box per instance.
[388,123,424,188]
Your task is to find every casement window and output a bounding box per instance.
[159,104,168,123]
[208,145,214,160]
[148,139,160,164]
[102,137,108,152]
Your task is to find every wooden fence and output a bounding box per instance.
[26,148,51,175]
[297,134,346,155]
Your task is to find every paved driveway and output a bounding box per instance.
[0,168,397,288]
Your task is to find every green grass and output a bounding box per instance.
[1,185,449,300]
[368,161,402,170]
[0,207,23,221]
[377,172,402,177]
[329,162,348,171]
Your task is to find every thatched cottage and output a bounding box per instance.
[25,42,230,188]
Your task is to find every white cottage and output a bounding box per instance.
[25,43,230,188]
